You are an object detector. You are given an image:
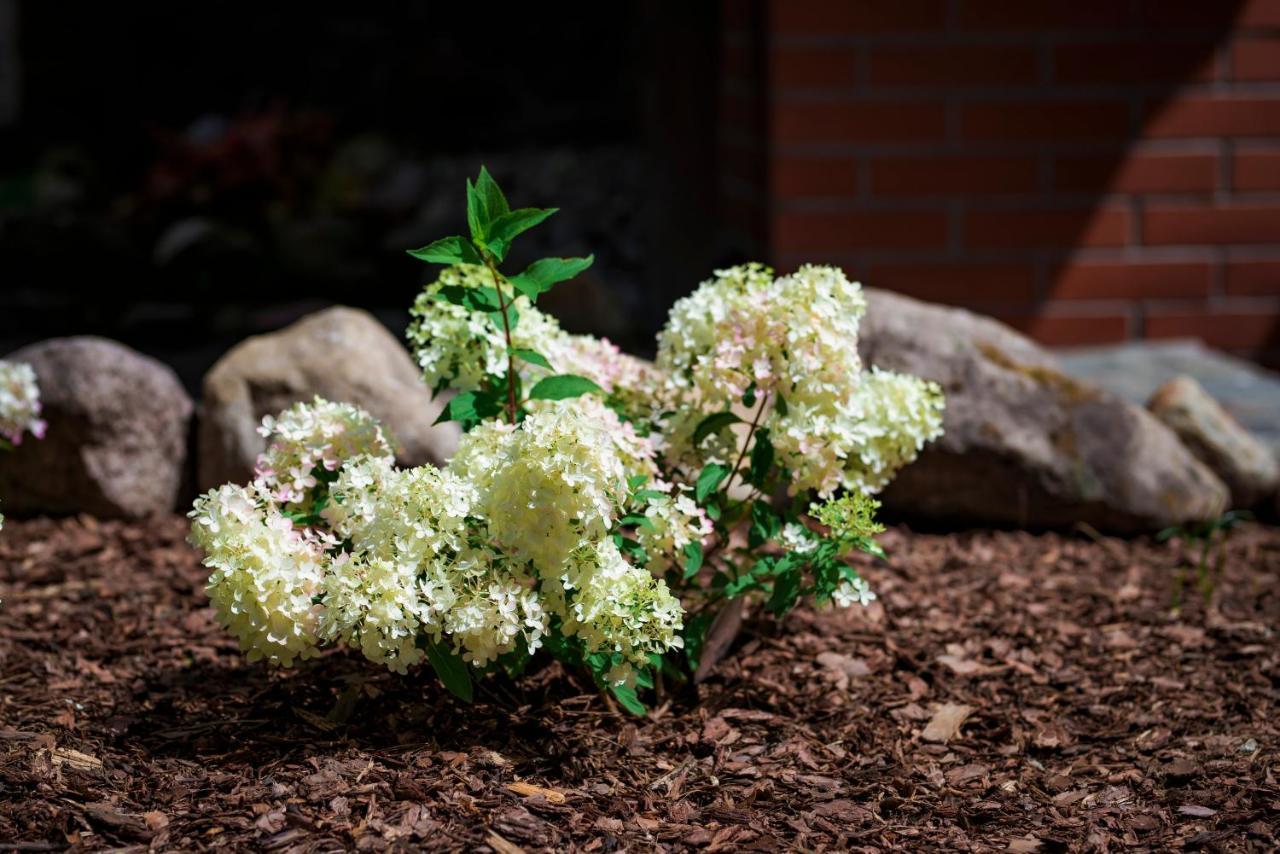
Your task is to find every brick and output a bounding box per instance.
[965,208,1129,249]
[871,155,1038,196]
[1053,42,1217,84]
[773,100,946,145]
[772,46,858,89]
[1226,261,1280,296]
[1144,204,1280,245]
[961,101,1131,142]
[772,210,948,252]
[1233,150,1280,190]
[869,45,1038,87]
[1233,37,1280,81]
[1048,261,1211,300]
[1144,97,1280,138]
[1146,309,1280,350]
[1241,0,1280,28]
[1000,312,1131,346]
[1054,153,1217,193]
[866,263,1035,303]
[772,156,859,198]
[957,0,1131,29]
[771,0,947,34]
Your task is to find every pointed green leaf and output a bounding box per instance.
[766,568,802,617]
[747,428,775,489]
[683,611,714,673]
[433,391,503,426]
[423,638,473,702]
[509,348,552,370]
[465,178,484,241]
[682,540,704,580]
[695,463,731,503]
[610,681,647,716]
[528,374,602,401]
[434,284,501,313]
[508,255,594,302]
[488,207,558,248]
[692,411,742,446]
[407,236,482,266]
[475,165,510,222]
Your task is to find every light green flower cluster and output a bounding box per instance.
[190,397,691,685]
[0,359,47,533]
[255,397,395,505]
[656,263,944,497]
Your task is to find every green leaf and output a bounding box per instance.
[465,178,484,242]
[475,165,510,222]
[747,428,774,489]
[508,255,594,302]
[742,384,757,408]
[766,568,802,617]
[509,348,552,370]
[423,638,473,702]
[610,681,647,717]
[433,391,503,426]
[407,236,482,266]
[695,463,731,503]
[487,207,558,248]
[748,500,781,549]
[489,305,519,335]
[435,284,501,313]
[528,374,602,401]
[775,395,789,417]
[682,541,704,580]
[692,411,742,446]
[632,488,668,503]
[627,474,650,491]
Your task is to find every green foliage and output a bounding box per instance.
[528,374,602,401]
[695,463,730,503]
[422,637,474,703]
[509,256,595,302]
[692,411,742,446]
[1158,510,1253,609]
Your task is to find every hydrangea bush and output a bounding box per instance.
[190,169,944,713]
[0,359,47,532]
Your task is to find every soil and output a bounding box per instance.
[0,515,1276,852]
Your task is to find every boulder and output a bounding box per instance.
[0,337,193,518]
[857,290,1228,532]
[198,306,459,490]
[1147,375,1279,509]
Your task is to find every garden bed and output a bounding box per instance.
[0,516,1276,851]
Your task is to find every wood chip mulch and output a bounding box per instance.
[0,515,1277,852]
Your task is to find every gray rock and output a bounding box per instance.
[198,306,459,490]
[858,290,1228,532]
[1147,375,1279,509]
[0,337,193,518]
[1056,339,1280,456]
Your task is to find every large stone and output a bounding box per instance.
[0,337,193,518]
[857,290,1228,532]
[198,306,459,490]
[1148,375,1279,509]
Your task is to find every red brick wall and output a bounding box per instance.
[721,0,1280,361]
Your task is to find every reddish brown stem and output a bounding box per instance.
[484,255,519,424]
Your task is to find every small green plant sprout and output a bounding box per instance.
[1157,509,1253,610]
[0,359,47,533]
[189,167,947,716]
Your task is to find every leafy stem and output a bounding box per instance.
[724,391,770,496]
[483,253,519,425]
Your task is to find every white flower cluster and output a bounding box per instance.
[0,360,46,447]
[191,397,690,684]
[656,263,944,497]
[0,359,47,533]
[254,397,396,505]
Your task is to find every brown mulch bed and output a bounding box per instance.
[0,516,1276,852]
